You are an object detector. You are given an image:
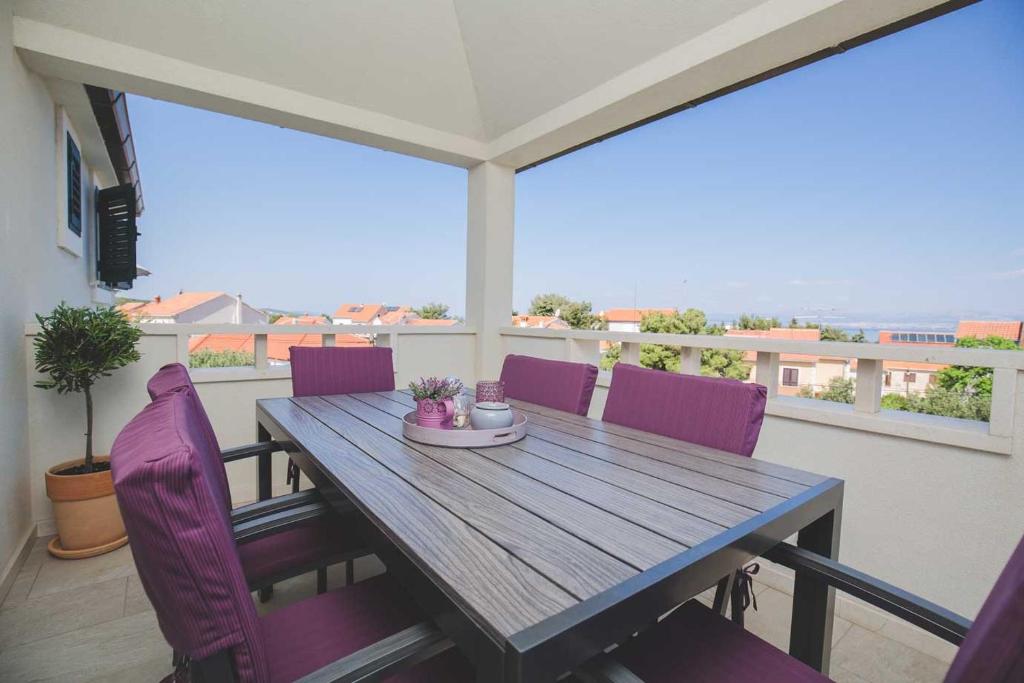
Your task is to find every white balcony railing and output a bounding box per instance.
[499,326,1024,456]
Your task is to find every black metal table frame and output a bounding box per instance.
[257,405,844,682]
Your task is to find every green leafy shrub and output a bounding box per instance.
[189,349,255,368]
[33,304,141,472]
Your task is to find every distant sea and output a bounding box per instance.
[705,314,968,344]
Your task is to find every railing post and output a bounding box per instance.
[620,341,641,367]
[854,358,882,414]
[376,332,398,381]
[254,333,268,371]
[176,333,190,367]
[566,337,601,365]
[756,351,780,397]
[989,368,1017,438]
[679,346,701,375]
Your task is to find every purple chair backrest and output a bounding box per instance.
[289,347,396,397]
[147,363,232,509]
[499,354,599,416]
[944,534,1024,682]
[602,363,767,457]
[111,390,269,682]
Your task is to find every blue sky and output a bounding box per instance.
[128,0,1022,322]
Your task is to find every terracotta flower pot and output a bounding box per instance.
[44,456,128,559]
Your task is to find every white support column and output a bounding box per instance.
[854,358,882,414]
[254,334,268,371]
[755,351,780,398]
[620,342,641,367]
[465,161,515,381]
[679,346,701,375]
[989,368,1017,438]
[321,332,336,347]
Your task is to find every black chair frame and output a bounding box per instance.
[578,540,973,682]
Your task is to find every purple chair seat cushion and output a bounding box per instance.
[602,363,767,457]
[613,601,830,682]
[290,347,396,397]
[944,534,1024,682]
[238,516,365,586]
[499,354,599,416]
[261,575,472,683]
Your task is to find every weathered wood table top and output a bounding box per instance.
[256,390,844,681]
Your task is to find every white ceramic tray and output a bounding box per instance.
[401,410,528,447]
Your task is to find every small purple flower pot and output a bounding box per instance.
[476,380,505,403]
[416,398,454,429]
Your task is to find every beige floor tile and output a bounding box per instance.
[0,610,170,683]
[1,562,41,608]
[877,618,958,664]
[83,654,171,683]
[743,586,852,652]
[123,574,153,617]
[0,576,128,650]
[830,624,950,683]
[28,545,136,599]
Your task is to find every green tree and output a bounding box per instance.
[267,312,283,324]
[528,293,603,329]
[734,314,780,330]
[33,304,142,472]
[415,302,450,320]
[600,308,748,380]
[528,293,572,317]
[819,377,855,404]
[936,336,1020,397]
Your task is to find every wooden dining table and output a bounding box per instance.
[256,389,844,682]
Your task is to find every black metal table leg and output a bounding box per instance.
[789,501,843,673]
[257,423,273,502]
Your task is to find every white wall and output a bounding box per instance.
[0,4,115,580]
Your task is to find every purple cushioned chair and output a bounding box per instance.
[286,346,397,518]
[499,354,599,416]
[111,389,472,682]
[147,363,369,601]
[289,346,396,398]
[601,363,768,625]
[579,534,1024,683]
[602,363,767,457]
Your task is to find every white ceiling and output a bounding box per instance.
[13,0,954,167]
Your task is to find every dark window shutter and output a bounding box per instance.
[96,184,138,290]
[66,132,82,237]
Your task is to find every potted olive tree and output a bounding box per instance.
[34,303,141,558]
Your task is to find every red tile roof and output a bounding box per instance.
[118,292,225,319]
[511,315,570,329]
[379,306,414,325]
[332,304,385,323]
[189,331,370,362]
[956,320,1023,343]
[602,308,676,323]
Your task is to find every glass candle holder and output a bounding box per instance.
[476,380,504,403]
[452,394,472,429]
